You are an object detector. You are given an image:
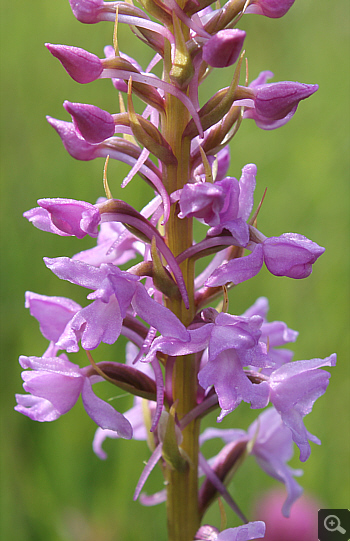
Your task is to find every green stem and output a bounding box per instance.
[161,34,200,541]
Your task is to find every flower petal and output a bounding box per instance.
[81,378,132,438]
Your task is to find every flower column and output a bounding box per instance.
[162,9,200,540]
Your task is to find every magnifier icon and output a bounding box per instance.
[324,515,346,534]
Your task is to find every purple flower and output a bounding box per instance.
[179,164,257,247]
[245,0,295,19]
[25,292,81,343]
[242,73,318,129]
[200,407,303,517]
[248,408,303,516]
[263,233,325,278]
[45,43,103,83]
[24,198,101,238]
[15,354,133,438]
[206,233,325,287]
[145,310,271,418]
[243,297,298,370]
[44,257,189,352]
[268,354,337,462]
[202,29,246,68]
[179,181,227,223]
[63,101,115,143]
[198,345,270,419]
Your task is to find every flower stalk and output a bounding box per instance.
[162,21,200,538]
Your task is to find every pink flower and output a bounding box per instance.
[15,354,133,438]
[254,488,319,540]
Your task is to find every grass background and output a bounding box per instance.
[1,1,349,539]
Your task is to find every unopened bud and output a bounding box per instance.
[246,0,295,19]
[263,233,325,279]
[203,29,246,68]
[69,0,104,23]
[46,43,103,83]
[254,81,318,121]
[64,101,115,143]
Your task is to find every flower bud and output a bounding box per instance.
[69,0,104,23]
[36,198,101,238]
[245,0,295,19]
[203,29,246,68]
[63,101,115,143]
[45,43,103,83]
[254,81,318,121]
[263,233,325,279]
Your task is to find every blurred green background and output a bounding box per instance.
[1,1,349,539]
